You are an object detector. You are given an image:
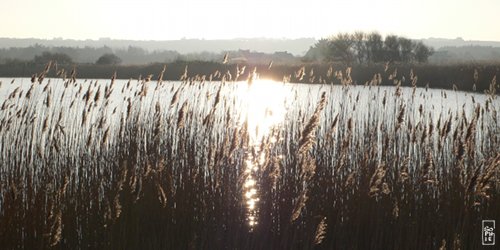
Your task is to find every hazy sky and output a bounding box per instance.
[1,0,499,41]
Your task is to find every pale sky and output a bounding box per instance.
[1,0,499,41]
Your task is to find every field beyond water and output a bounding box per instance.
[0,73,499,249]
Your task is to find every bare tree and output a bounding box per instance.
[398,37,414,62]
[384,35,400,62]
[366,32,384,63]
[305,32,434,64]
[330,33,355,64]
[96,53,122,65]
[414,41,434,63]
[352,31,367,64]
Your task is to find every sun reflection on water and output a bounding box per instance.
[236,79,290,229]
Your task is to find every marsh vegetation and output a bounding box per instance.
[0,66,498,249]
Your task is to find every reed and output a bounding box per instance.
[0,65,498,249]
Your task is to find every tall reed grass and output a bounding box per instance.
[0,65,498,249]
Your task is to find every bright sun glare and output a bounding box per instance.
[236,79,290,228]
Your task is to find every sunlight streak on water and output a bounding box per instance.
[236,80,290,228]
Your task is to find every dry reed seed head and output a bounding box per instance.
[175,101,189,129]
[157,65,166,84]
[471,156,499,204]
[157,183,167,208]
[49,210,62,247]
[297,92,327,155]
[330,113,339,133]
[439,239,447,250]
[327,66,333,78]
[420,125,427,144]
[396,104,405,130]
[455,140,465,160]
[381,182,391,194]
[422,151,438,184]
[113,194,122,220]
[393,201,399,218]
[345,171,357,187]
[395,85,402,96]
[314,217,327,245]
[169,87,182,108]
[486,75,498,98]
[465,118,477,142]
[369,162,387,197]
[412,75,418,87]
[478,154,500,186]
[290,190,308,222]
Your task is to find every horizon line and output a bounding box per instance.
[1,36,499,43]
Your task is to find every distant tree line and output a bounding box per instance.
[2,51,123,66]
[305,32,434,64]
[34,51,74,65]
[0,45,300,66]
[0,45,180,65]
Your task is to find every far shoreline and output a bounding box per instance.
[0,61,499,92]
